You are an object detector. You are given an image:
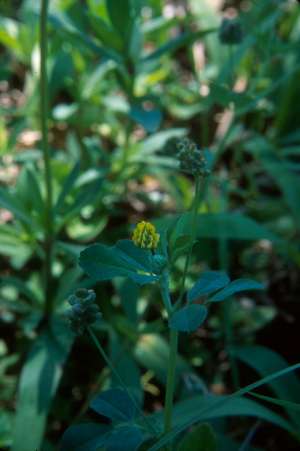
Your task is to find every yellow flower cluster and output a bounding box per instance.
[132,221,160,250]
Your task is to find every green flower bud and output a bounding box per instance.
[176,138,211,177]
[219,18,243,45]
[66,288,102,335]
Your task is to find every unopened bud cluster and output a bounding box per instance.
[66,288,102,334]
[176,138,210,177]
[219,18,243,45]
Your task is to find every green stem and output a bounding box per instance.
[163,328,178,445]
[228,44,234,90]
[87,327,157,435]
[160,271,172,315]
[162,176,202,448]
[40,0,54,318]
[177,176,202,306]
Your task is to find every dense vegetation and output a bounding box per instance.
[0,1,300,450]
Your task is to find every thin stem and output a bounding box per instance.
[177,176,202,306]
[163,328,178,445]
[228,44,235,90]
[87,327,157,435]
[40,0,54,318]
[162,176,203,448]
[160,271,172,315]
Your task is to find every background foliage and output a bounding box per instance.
[0,0,299,450]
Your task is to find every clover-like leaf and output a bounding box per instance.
[79,239,159,285]
[209,279,264,302]
[90,388,137,422]
[187,271,230,303]
[169,305,208,332]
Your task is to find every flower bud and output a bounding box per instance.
[176,138,211,177]
[66,288,102,335]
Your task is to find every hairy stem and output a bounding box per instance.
[40,0,54,318]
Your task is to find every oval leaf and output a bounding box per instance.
[209,279,264,302]
[61,423,111,451]
[169,305,207,332]
[79,240,158,285]
[90,388,137,422]
[187,271,230,303]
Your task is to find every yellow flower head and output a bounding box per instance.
[132,221,160,250]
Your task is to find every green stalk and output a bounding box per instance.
[160,271,172,315]
[163,328,178,441]
[177,176,202,305]
[163,176,202,449]
[87,327,157,435]
[40,0,54,318]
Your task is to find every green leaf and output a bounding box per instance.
[79,240,159,285]
[262,156,300,225]
[89,13,123,52]
[102,424,145,451]
[187,272,230,303]
[106,0,134,39]
[169,305,207,332]
[209,279,264,302]
[237,362,300,397]
[12,319,73,451]
[61,423,112,451]
[149,395,295,451]
[90,388,137,422]
[0,276,39,304]
[232,345,300,426]
[0,224,33,268]
[119,279,139,324]
[0,187,35,227]
[170,234,190,261]
[0,17,21,56]
[177,423,217,451]
[110,335,142,403]
[149,363,300,450]
[82,60,117,100]
[142,29,216,62]
[54,162,80,213]
[138,129,186,156]
[129,103,162,133]
[49,50,74,98]
[249,392,300,413]
[16,166,44,217]
[61,423,145,451]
